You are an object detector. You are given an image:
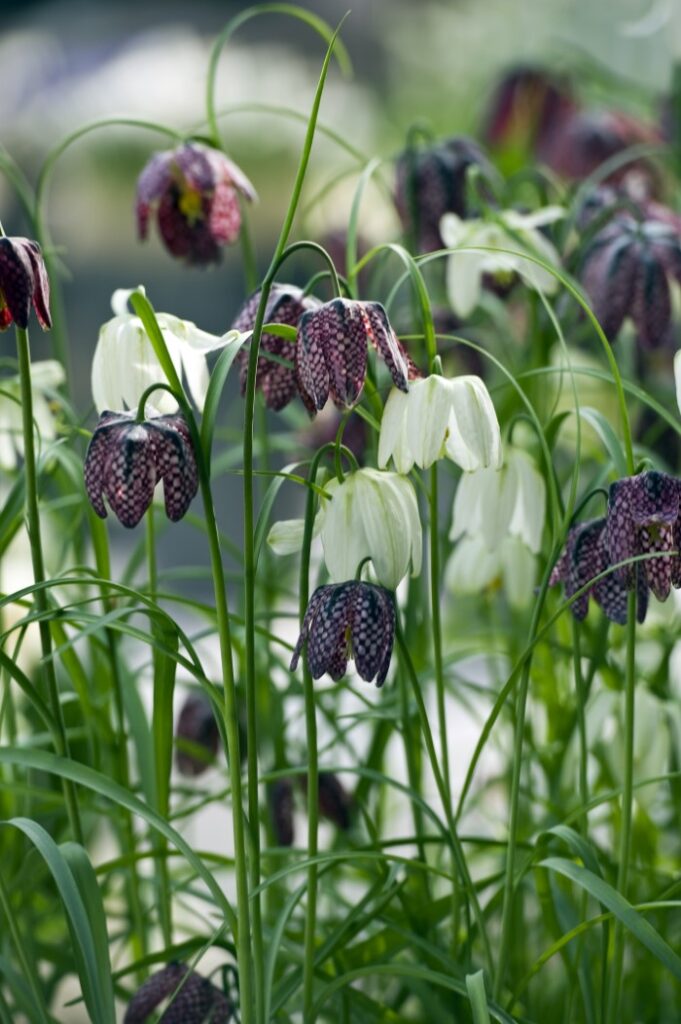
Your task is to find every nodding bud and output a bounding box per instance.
[0,236,51,331]
[124,962,234,1023]
[175,693,220,777]
[268,777,295,847]
[300,771,353,831]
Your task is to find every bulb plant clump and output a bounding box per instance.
[3,7,681,1024]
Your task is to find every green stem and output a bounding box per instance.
[605,591,637,1024]
[0,871,50,1024]
[15,326,83,843]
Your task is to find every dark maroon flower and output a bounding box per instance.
[231,283,320,410]
[136,142,256,265]
[124,962,233,1023]
[290,581,396,687]
[578,213,681,348]
[84,411,198,529]
[394,136,496,253]
[549,517,648,625]
[606,471,681,601]
[317,772,352,830]
[295,299,409,414]
[268,777,295,847]
[543,109,660,187]
[0,237,51,331]
[482,65,576,159]
[175,693,220,777]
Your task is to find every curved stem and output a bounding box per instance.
[15,326,83,843]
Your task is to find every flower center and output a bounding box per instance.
[178,187,205,225]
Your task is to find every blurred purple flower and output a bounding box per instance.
[543,109,660,187]
[175,692,220,777]
[231,283,320,411]
[268,777,295,847]
[482,65,576,158]
[394,136,495,253]
[124,962,233,1024]
[291,581,396,687]
[295,299,409,414]
[579,213,681,348]
[0,236,51,331]
[136,142,256,264]
[84,411,198,528]
[607,471,681,601]
[549,517,647,625]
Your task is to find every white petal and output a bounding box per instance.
[506,450,546,554]
[160,313,234,353]
[445,536,498,593]
[500,537,536,608]
[111,285,145,317]
[446,250,484,318]
[356,469,422,587]
[29,360,65,390]
[503,206,565,229]
[378,387,413,473]
[320,476,369,584]
[405,376,453,470]
[267,518,306,556]
[444,376,503,471]
[179,345,211,413]
[439,212,468,247]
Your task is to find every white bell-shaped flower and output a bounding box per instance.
[440,207,564,318]
[378,374,502,475]
[91,287,242,415]
[0,359,65,470]
[447,447,545,607]
[320,468,422,590]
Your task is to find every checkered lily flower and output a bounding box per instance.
[84,411,198,529]
[175,692,220,777]
[549,517,648,625]
[579,213,681,348]
[295,298,410,414]
[124,962,233,1023]
[231,283,320,410]
[291,581,396,687]
[394,135,495,253]
[136,142,256,264]
[0,237,51,331]
[606,471,681,601]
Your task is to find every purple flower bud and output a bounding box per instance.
[231,284,320,411]
[394,136,495,253]
[136,142,256,265]
[0,237,51,331]
[549,517,648,625]
[317,772,352,830]
[268,777,295,847]
[291,581,396,687]
[84,412,198,528]
[124,962,233,1023]
[295,299,409,415]
[606,471,681,601]
[544,109,660,186]
[175,692,220,777]
[481,65,576,158]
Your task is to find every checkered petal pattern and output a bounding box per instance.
[606,471,681,593]
[84,412,198,529]
[175,692,220,777]
[579,215,681,349]
[135,142,255,265]
[295,299,408,414]
[290,581,396,687]
[124,962,233,1024]
[0,236,52,331]
[232,284,320,411]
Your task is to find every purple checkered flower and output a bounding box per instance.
[549,517,648,625]
[231,283,320,410]
[290,581,396,687]
[84,411,198,529]
[606,471,681,601]
[175,693,220,777]
[0,237,51,331]
[579,213,681,348]
[394,135,495,253]
[295,299,409,414]
[136,142,256,265]
[124,962,233,1023]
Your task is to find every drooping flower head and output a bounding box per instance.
[542,109,660,186]
[440,206,564,318]
[320,468,422,590]
[379,374,502,474]
[316,771,353,831]
[0,236,51,331]
[175,692,220,777]
[92,288,240,415]
[481,65,575,159]
[549,517,648,624]
[0,360,64,470]
[578,213,681,349]
[231,283,320,410]
[136,142,256,264]
[394,135,496,253]
[606,471,681,601]
[290,581,396,687]
[295,298,410,414]
[268,777,295,847]
[124,962,233,1024]
[84,411,198,529]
